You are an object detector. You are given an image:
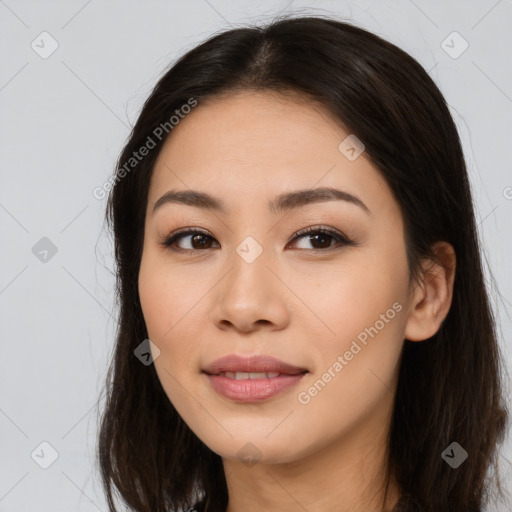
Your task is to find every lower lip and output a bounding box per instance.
[205,372,307,402]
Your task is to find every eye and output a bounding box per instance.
[160,228,219,252]
[286,225,355,251]
[159,225,355,253]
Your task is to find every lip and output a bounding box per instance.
[203,354,308,375]
[202,354,309,402]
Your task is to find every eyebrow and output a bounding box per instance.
[152,187,371,216]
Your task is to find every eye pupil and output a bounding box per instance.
[309,233,332,249]
[192,234,212,249]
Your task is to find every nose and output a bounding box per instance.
[211,247,291,334]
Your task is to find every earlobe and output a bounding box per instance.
[404,241,456,342]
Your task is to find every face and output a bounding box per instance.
[138,91,413,465]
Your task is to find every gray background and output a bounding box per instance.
[1,1,511,510]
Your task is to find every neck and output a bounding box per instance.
[222,399,401,512]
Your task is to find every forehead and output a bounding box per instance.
[148,91,395,217]
[158,91,343,159]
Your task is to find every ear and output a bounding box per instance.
[404,241,456,342]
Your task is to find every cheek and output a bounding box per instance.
[304,253,407,340]
[138,251,204,341]
[291,269,406,447]
[138,271,174,339]
[138,251,210,398]
[299,242,409,393]
[138,255,205,415]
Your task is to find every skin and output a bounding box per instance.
[138,91,456,512]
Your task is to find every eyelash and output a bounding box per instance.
[159,225,356,253]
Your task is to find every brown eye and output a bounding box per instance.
[160,225,355,253]
[161,229,219,252]
[287,226,355,251]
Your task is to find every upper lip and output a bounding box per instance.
[203,354,308,375]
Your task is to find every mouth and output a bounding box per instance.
[210,371,301,379]
[202,354,309,402]
[202,354,309,376]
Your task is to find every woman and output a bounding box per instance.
[97,15,509,512]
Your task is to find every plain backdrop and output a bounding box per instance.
[1,1,511,511]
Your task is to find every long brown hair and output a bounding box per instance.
[97,15,510,512]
